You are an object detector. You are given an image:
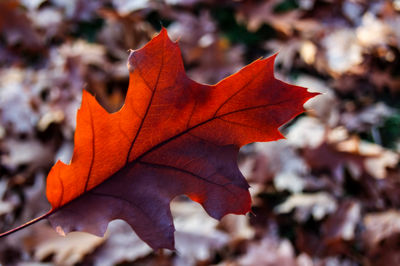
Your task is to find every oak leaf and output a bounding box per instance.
[0,29,317,249]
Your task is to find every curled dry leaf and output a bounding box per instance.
[0,29,317,250]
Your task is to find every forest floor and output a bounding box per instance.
[1,0,400,265]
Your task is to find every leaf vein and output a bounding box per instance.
[213,64,265,117]
[89,191,154,222]
[125,39,166,163]
[84,100,96,192]
[136,98,294,162]
[139,161,233,194]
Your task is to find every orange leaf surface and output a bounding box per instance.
[0,29,317,249]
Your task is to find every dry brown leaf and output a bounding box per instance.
[24,224,105,266]
[362,143,399,179]
[356,12,395,47]
[218,214,255,241]
[341,103,394,132]
[238,0,303,35]
[168,11,244,84]
[296,75,339,126]
[92,220,152,266]
[239,234,297,266]
[249,141,309,191]
[171,200,230,265]
[323,200,361,242]
[1,139,53,173]
[275,192,337,222]
[322,28,363,74]
[0,0,41,48]
[0,180,14,216]
[112,0,151,15]
[363,210,400,248]
[287,117,326,148]
[265,40,301,71]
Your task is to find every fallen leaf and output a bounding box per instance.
[0,67,39,134]
[167,10,244,84]
[322,200,361,243]
[218,213,255,241]
[304,128,399,180]
[1,29,316,250]
[92,220,152,266]
[24,224,104,266]
[0,180,14,216]
[295,75,339,126]
[287,116,326,148]
[1,139,53,173]
[238,234,297,266]
[171,200,230,266]
[322,28,363,74]
[356,12,394,47]
[275,192,337,222]
[340,102,394,132]
[265,40,302,71]
[362,143,399,179]
[112,0,151,16]
[303,138,366,182]
[0,0,41,49]
[243,141,308,193]
[238,0,303,35]
[363,210,400,248]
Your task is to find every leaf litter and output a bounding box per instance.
[1,0,400,265]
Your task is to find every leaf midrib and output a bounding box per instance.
[134,99,294,164]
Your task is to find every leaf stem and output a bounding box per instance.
[0,210,53,238]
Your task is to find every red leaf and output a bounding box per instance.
[0,29,317,250]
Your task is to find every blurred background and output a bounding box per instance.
[0,0,400,265]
